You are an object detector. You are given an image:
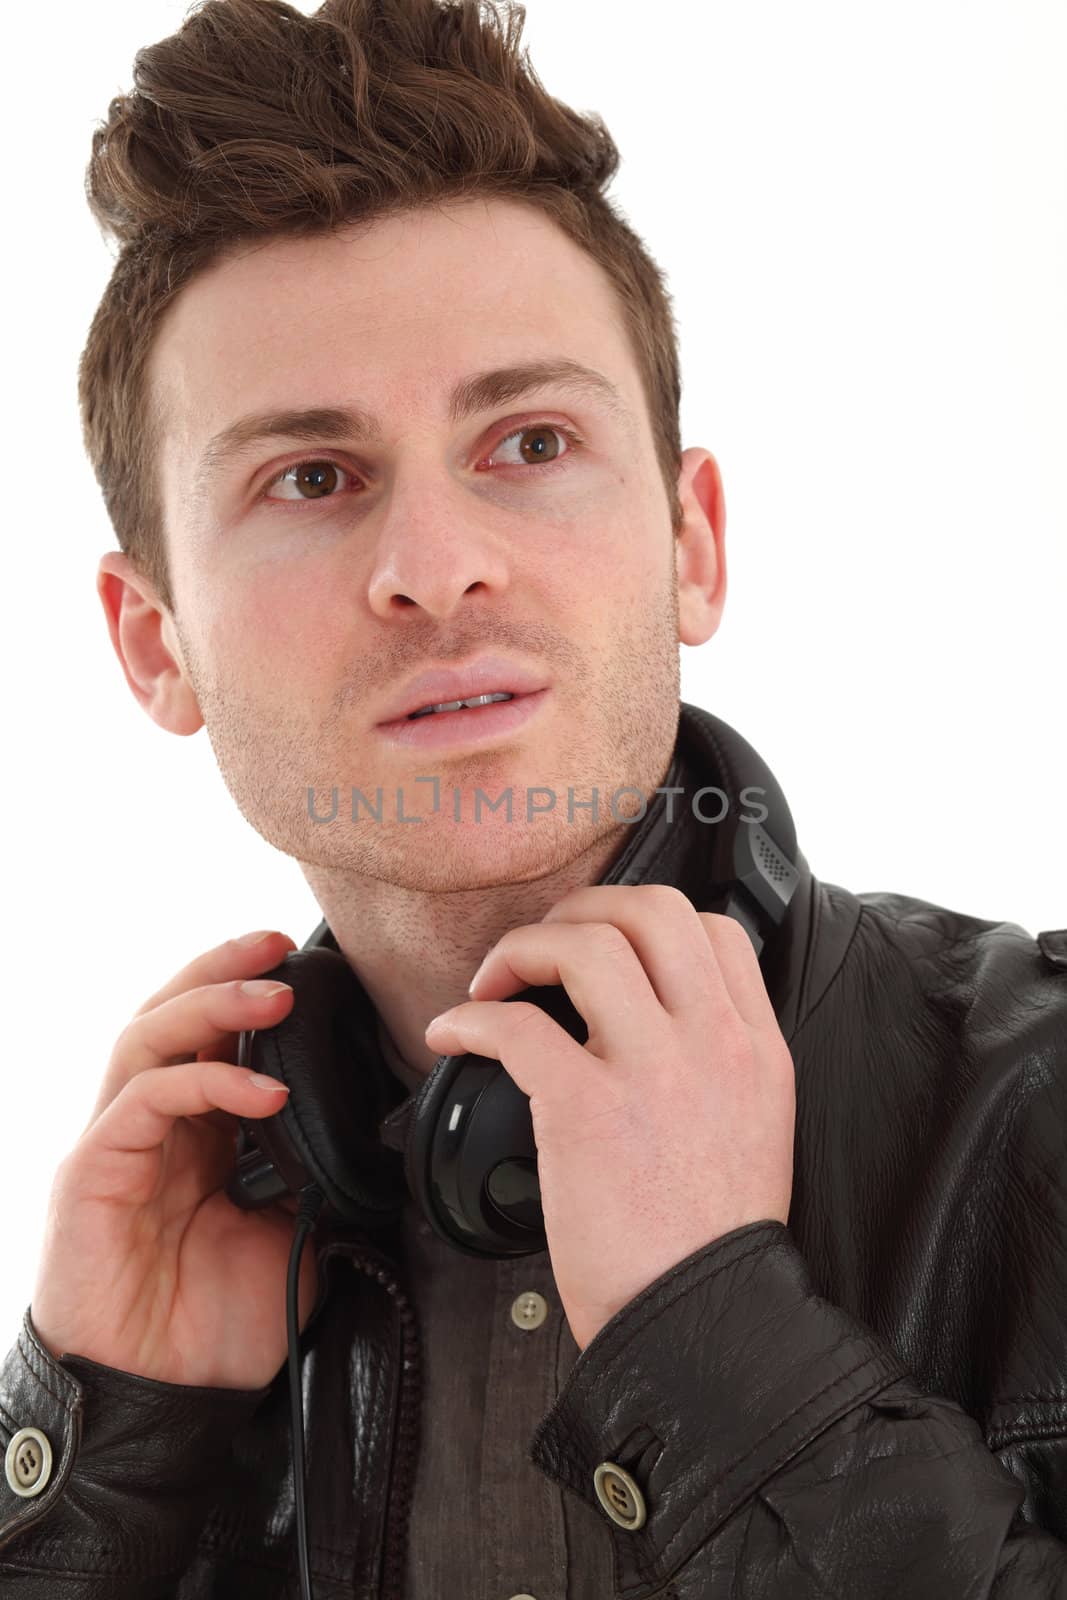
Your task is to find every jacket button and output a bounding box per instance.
[4,1428,53,1498]
[510,1291,548,1330]
[593,1460,647,1529]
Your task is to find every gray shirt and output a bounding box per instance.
[378,1023,618,1598]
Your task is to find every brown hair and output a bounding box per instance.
[79,0,685,615]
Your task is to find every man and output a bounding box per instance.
[2,0,1065,1595]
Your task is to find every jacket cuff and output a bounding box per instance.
[528,1220,909,1592]
[0,1307,271,1576]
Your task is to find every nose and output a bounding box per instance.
[366,470,512,622]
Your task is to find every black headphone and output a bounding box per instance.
[221,704,802,1599]
[224,704,802,1256]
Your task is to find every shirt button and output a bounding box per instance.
[4,1428,53,1498]
[593,1460,647,1530]
[510,1290,548,1331]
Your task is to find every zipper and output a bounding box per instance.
[341,1241,422,1600]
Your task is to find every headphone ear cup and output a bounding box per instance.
[403,982,587,1258]
[228,947,410,1229]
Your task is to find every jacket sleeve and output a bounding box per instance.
[528,1221,1067,1598]
[0,1306,272,1597]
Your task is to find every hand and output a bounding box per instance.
[29,930,317,1390]
[424,885,796,1353]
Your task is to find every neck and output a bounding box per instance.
[299,827,633,1081]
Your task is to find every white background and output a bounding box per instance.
[1,2,1063,1340]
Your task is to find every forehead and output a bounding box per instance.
[147,196,644,468]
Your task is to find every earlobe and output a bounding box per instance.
[96,553,204,735]
[675,449,727,647]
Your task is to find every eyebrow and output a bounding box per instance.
[193,358,633,499]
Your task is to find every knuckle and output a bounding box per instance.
[508,1000,550,1035]
[54,1138,96,1194]
[693,998,743,1048]
[50,1149,76,1192]
[131,1060,179,1096]
[768,1038,797,1080]
[166,979,227,1018]
[130,990,163,1021]
[111,1016,139,1059]
[706,912,752,948]
[588,923,632,960]
[638,883,687,914]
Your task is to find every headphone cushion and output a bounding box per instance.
[243,947,410,1226]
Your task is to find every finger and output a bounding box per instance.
[193,1033,246,1135]
[75,1062,291,1207]
[92,979,295,1125]
[467,920,657,1059]
[122,981,295,1075]
[130,931,297,1020]
[424,998,589,1103]
[539,884,717,1017]
[696,912,779,1032]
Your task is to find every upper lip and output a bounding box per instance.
[375,657,549,724]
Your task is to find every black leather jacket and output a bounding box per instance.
[2,703,1066,1598]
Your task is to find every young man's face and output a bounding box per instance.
[110,196,725,891]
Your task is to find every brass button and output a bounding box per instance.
[593,1460,646,1530]
[5,1428,53,1498]
[510,1290,548,1331]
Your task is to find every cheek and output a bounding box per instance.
[536,465,642,550]
[203,567,340,690]
[540,479,668,608]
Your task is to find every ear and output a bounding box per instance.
[96,552,203,735]
[674,448,727,647]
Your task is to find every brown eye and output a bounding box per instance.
[490,424,574,468]
[517,427,562,464]
[265,460,350,501]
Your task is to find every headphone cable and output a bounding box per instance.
[288,1184,326,1600]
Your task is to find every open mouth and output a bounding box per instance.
[375,686,548,745]
[406,691,515,720]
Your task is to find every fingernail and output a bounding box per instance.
[240,979,292,996]
[249,1072,289,1092]
[236,930,274,947]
